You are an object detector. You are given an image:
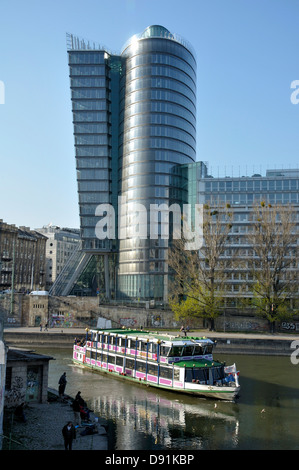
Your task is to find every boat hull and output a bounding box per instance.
[72,358,240,401]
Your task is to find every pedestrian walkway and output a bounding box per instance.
[4,325,298,341]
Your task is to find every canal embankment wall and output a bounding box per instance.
[3,328,298,356]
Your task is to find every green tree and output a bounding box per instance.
[247,202,298,333]
[168,203,234,330]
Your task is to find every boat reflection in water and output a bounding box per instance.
[72,361,239,450]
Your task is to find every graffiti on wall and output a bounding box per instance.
[119,317,137,328]
[5,376,25,408]
[51,312,78,328]
[223,320,267,331]
[150,314,164,327]
[281,322,299,331]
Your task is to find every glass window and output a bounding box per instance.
[193,345,204,355]
[169,346,184,356]
[160,345,170,356]
[70,65,105,76]
[73,111,107,122]
[68,52,106,64]
[183,345,194,356]
[73,100,107,111]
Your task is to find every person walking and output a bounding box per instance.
[180,325,187,337]
[62,422,76,450]
[58,372,67,399]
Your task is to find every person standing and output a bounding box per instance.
[58,372,67,398]
[72,398,81,427]
[62,422,76,450]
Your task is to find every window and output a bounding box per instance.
[183,345,194,356]
[125,358,135,369]
[193,344,204,355]
[116,356,123,366]
[147,363,158,376]
[136,360,146,372]
[169,346,184,356]
[107,355,115,365]
[159,366,173,379]
[160,345,170,356]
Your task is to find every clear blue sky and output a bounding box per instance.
[0,0,298,229]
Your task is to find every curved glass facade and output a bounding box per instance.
[118,25,196,300]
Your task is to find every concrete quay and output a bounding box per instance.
[3,326,299,355]
[3,389,109,451]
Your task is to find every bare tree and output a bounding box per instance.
[246,202,298,332]
[168,203,235,330]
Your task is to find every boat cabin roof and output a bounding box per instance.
[89,328,214,347]
[174,359,222,368]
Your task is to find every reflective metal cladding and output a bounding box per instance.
[118,26,196,301]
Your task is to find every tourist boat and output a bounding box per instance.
[73,328,240,401]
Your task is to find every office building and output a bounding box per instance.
[0,220,47,293]
[35,225,80,290]
[52,25,196,301]
[194,165,299,306]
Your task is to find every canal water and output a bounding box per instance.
[39,348,299,450]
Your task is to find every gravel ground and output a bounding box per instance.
[3,394,109,451]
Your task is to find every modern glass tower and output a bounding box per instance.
[52,26,196,301]
[118,25,196,301]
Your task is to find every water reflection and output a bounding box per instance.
[89,381,240,450]
[42,349,299,450]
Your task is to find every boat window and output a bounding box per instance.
[147,363,158,375]
[140,341,148,352]
[125,358,135,369]
[213,365,225,380]
[119,337,127,347]
[160,345,170,356]
[169,346,184,357]
[136,360,146,372]
[193,344,204,355]
[183,345,194,356]
[130,340,136,349]
[116,356,123,366]
[185,367,209,383]
[110,336,115,345]
[205,344,213,354]
[150,343,158,354]
[159,366,172,379]
[107,355,115,364]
